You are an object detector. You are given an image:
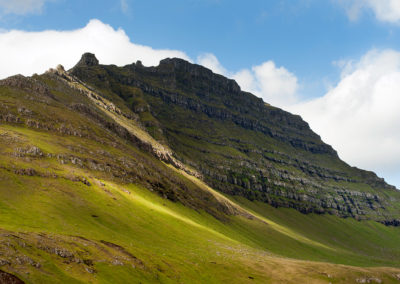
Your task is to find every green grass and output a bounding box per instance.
[1,156,400,283]
[0,123,399,282]
[1,73,400,283]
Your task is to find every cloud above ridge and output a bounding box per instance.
[198,53,299,108]
[0,19,190,79]
[233,61,299,108]
[0,18,299,109]
[197,53,228,76]
[289,49,400,185]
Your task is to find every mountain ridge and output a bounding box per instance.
[69,53,399,225]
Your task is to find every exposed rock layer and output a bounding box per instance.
[69,54,400,224]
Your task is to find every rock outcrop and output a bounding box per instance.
[73,53,99,68]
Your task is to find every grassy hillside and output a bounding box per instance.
[1,123,400,283]
[0,60,399,283]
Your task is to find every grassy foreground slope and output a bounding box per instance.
[0,125,400,283]
[0,68,399,283]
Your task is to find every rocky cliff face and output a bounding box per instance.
[69,54,400,224]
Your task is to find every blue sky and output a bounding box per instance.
[2,0,400,98]
[1,0,400,188]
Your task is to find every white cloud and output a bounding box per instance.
[290,49,400,186]
[197,53,227,75]
[337,0,400,23]
[0,19,190,79]
[0,0,51,15]
[233,61,299,108]
[368,0,400,23]
[197,53,299,108]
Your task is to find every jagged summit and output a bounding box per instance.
[158,57,242,93]
[74,52,99,68]
[158,57,212,73]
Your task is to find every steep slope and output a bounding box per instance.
[71,53,400,225]
[0,54,400,283]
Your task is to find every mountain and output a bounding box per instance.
[71,53,399,224]
[0,53,399,283]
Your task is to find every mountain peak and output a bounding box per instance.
[158,57,217,75]
[158,57,242,93]
[75,52,99,68]
[159,57,192,67]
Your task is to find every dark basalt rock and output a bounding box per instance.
[70,54,400,225]
[382,219,400,226]
[74,52,99,68]
[0,270,24,284]
[159,58,241,93]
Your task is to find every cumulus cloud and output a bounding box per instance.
[0,0,51,15]
[290,49,400,185]
[337,0,400,23]
[197,53,227,75]
[0,19,190,79]
[233,61,299,108]
[197,53,299,108]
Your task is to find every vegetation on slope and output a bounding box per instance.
[0,123,400,283]
[71,53,400,224]
[0,55,399,283]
